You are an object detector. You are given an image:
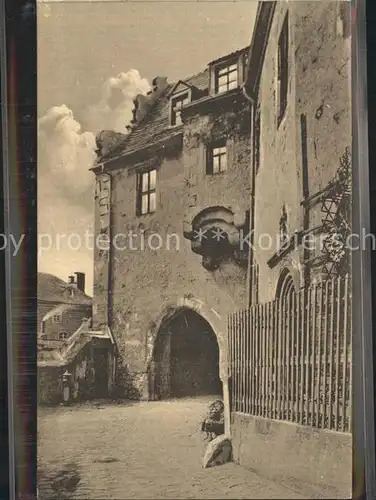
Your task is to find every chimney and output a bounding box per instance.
[68,275,75,285]
[74,272,85,293]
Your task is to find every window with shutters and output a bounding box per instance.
[214,61,238,94]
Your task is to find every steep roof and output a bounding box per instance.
[96,46,249,165]
[38,272,92,305]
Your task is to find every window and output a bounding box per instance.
[207,141,228,174]
[171,93,190,126]
[277,14,289,125]
[137,169,157,215]
[59,331,69,341]
[253,104,261,174]
[215,62,238,94]
[53,313,62,323]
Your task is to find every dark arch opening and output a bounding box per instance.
[150,308,222,400]
[275,268,298,375]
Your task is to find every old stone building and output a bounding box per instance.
[244,1,351,304]
[90,3,351,453]
[38,272,92,341]
[92,47,252,417]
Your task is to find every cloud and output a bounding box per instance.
[38,104,96,206]
[38,69,151,293]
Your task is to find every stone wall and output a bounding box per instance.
[231,413,352,498]
[38,366,64,406]
[38,340,114,405]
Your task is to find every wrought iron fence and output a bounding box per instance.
[228,274,351,433]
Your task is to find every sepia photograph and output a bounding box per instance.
[36,1,352,498]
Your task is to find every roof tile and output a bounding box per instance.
[38,272,92,305]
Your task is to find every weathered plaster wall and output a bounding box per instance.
[93,172,112,327]
[183,103,251,225]
[38,366,64,405]
[38,302,56,334]
[231,413,352,499]
[253,1,351,302]
[93,103,251,399]
[254,2,301,303]
[293,0,352,266]
[293,1,351,200]
[38,341,114,405]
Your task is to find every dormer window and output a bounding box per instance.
[170,92,190,126]
[215,61,238,94]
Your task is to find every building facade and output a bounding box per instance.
[38,272,92,341]
[37,273,116,406]
[228,2,352,494]
[92,48,252,407]
[245,1,351,305]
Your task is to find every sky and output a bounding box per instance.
[37,0,258,295]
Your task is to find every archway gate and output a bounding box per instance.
[150,308,222,399]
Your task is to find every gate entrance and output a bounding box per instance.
[151,308,222,399]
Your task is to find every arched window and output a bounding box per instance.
[276,268,295,301]
[275,268,298,413]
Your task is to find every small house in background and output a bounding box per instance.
[37,272,115,406]
[38,272,92,342]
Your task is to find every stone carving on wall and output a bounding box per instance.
[183,206,249,271]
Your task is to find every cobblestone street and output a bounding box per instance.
[38,397,309,499]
